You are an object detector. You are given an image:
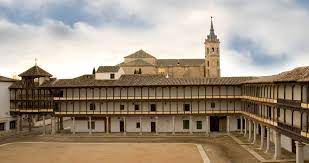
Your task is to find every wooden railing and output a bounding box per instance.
[277,122,301,134]
[277,98,301,108]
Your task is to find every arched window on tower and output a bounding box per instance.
[207,61,209,67]
[212,47,215,52]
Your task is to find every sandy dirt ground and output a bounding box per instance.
[0,142,203,163]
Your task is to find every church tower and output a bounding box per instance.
[205,17,220,78]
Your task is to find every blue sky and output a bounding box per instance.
[0,0,308,78]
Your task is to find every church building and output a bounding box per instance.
[6,18,309,163]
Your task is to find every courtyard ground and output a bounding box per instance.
[0,142,203,163]
[0,133,260,163]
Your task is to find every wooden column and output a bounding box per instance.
[260,124,265,149]
[240,116,243,134]
[51,116,56,135]
[43,115,46,135]
[139,117,142,135]
[72,117,76,135]
[106,116,109,134]
[172,116,175,135]
[274,130,281,160]
[155,116,159,135]
[89,116,92,135]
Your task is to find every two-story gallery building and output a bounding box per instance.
[7,19,309,162]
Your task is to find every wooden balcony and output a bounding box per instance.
[54,110,242,115]
[277,122,301,134]
[12,95,53,101]
[10,108,53,113]
[240,111,278,126]
[53,95,242,101]
[242,96,277,104]
[277,98,301,108]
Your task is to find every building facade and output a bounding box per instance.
[97,18,221,79]
[6,19,309,162]
[0,76,16,133]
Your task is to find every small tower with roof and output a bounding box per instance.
[19,63,52,88]
[205,17,221,78]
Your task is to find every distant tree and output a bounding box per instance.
[92,67,96,75]
[138,68,142,74]
[134,70,137,74]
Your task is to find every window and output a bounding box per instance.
[183,120,190,129]
[196,121,202,129]
[0,123,5,131]
[136,122,140,128]
[53,103,60,112]
[150,104,156,112]
[10,121,16,129]
[135,104,140,111]
[90,103,96,111]
[110,73,115,79]
[207,61,209,67]
[55,90,64,97]
[211,102,216,108]
[120,104,125,111]
[87,121,95,129]
[212,47,215,52]
[134,68,142,74]
[207,48,209,54]
[183,104,191,112]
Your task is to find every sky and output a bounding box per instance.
[0,0,308,78]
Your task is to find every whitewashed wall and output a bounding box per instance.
[71,120,105,132]
[95,68,125,80]
[0,81,15,131]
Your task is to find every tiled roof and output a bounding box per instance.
[19,65,52,77]
[244,66,309,84]
[0,76,15,82]
[275,66,309,82]
[42,74,255,88]
[299,76,309,82]
[124,50,156,58]
[120,59,155,67]
[97,66,120,73]
[157,59,204,67]
[9,81,23,88]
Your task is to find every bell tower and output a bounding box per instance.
[205,17,220,78]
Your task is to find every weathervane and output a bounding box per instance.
[35,58,38,66]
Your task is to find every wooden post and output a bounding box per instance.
[43,115,46,135]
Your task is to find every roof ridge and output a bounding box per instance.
[124,50,155,58]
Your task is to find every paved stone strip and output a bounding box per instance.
[229,134,266,162]
[196,144,211,163]
[229,134,296,163]
[0,142,13,147]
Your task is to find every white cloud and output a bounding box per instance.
[0,0,308,78]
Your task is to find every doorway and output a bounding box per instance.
[151,122,156,133]
[210,116,219,132]
[120,120,124,132]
